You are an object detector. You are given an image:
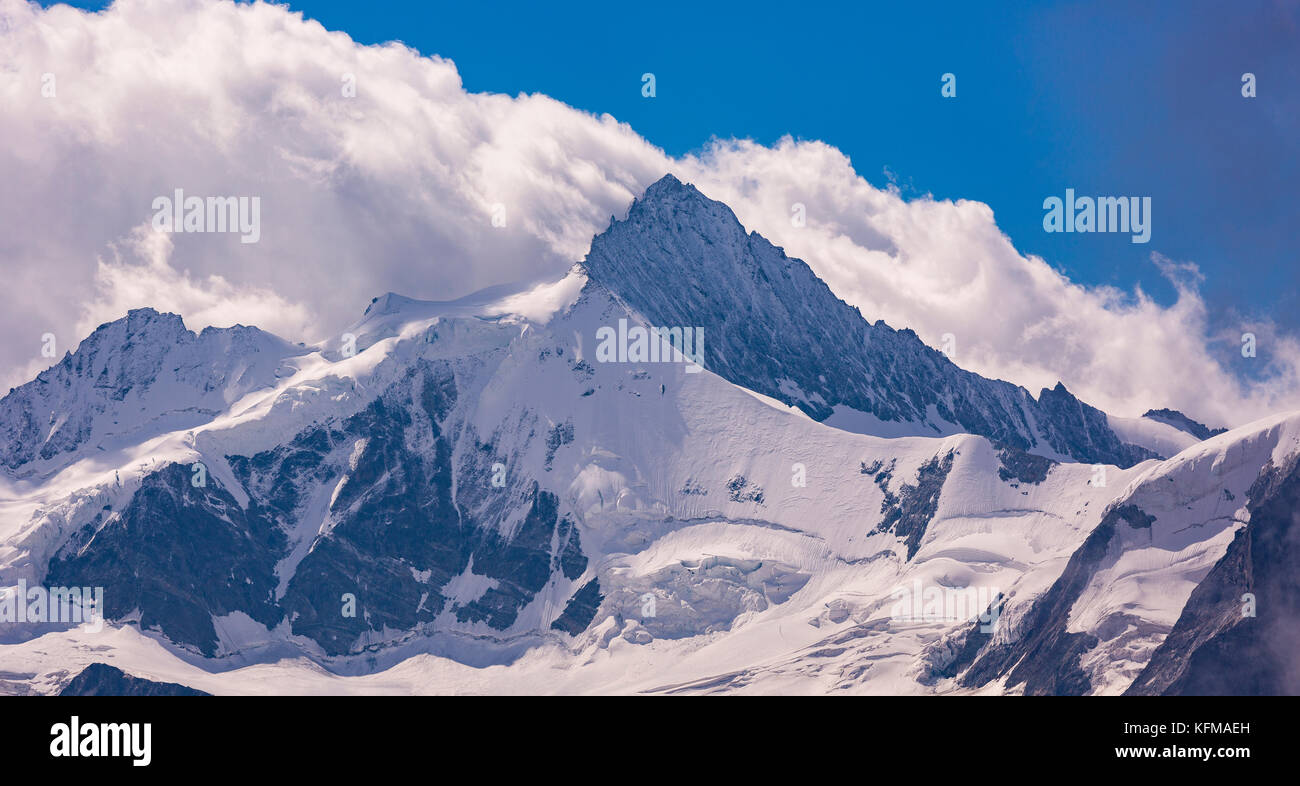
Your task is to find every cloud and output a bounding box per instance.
[1,0,1296,428]
[79,223,313,341]
[674,140,1300,426]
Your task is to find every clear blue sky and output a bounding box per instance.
[47,0,1300,337]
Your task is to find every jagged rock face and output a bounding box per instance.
[550,579,602,635]
[60,663,209,696]
[45,361,594,657]
[1035,383,1157,467]
[1127,457,1300,695]
[995,443,1056,484]
[1142,407,1228,441]
[262,362,472,654]
[0,308,302,475]
[951,416,1293,695]
[46,463,286,657]
[582,175,1155,468]
[865,451,956,559]
[958,508,1118,695]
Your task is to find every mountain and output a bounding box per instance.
[59,663,209,696]
[1142,408,1229,441]
[0,308,306,477]
[1125,447,1300,695]
[0,174,1295,695]
[955,414,1300,694]
[582,174,1161,468]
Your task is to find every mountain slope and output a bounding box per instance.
[0,308,305,478]
[956,414,1300,694]
[581,174,1157,467]
[1126,448,1300,695]
[0,175,1294,695]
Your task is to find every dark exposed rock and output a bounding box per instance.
[956,500,1157,694]
[874,451,955,560]
[1112,504,1156,530]
[543,421,574,471]
[920,593,1006,683]
[1126,458,1300,695]
[46,463,286,657]
[1142,408,1228,441]
[550,579,603,635]
[1036,383,1159,467]
[454,484,584,630]
[725,475,765,504]
[278,366,466,654]
[959,507,1133,695]
[60,663,209,696]
[48,361,594,659]
[995,443,1055,485]
[580,175,1157,468]
[679,480,707,496]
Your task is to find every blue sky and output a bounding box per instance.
[46,0,1300,337]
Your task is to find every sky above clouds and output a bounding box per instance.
[3,0,1298,429]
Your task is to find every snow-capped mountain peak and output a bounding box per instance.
[0,308,305,477]
[584,174,1158,467]
[2,175,1295,697]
